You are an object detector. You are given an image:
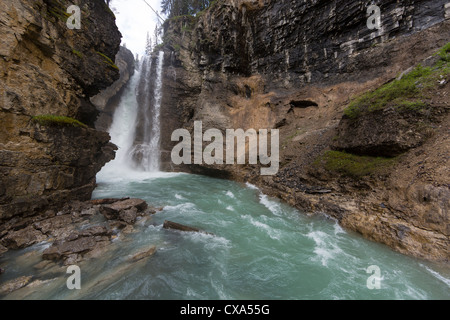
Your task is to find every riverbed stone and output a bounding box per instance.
[0,276,33,295]
[109,198,148,213]
[0,244,7,255]
[119,207,138,225]
[43,237,97,261]
[127,246,157,262]
[1,226,46,249]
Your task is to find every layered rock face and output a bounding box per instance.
[158,0,449,261]
[0,0,121,248]
[91,45,136,132]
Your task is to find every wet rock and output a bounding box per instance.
[108,198,148,213]
[127,246,157,262]
[0,267,5,274]
[119,208,138,225]
[42,237,97,262]
[163,220,213,235]
[0,276,33,295]
[33,215,73,235]
[0,244,7,255]
[100,205,120,220]
[100,198,148,221]
[89,198,130,205]
[79,226,112,238]
[80,207,100,217]
[1,226,46,249]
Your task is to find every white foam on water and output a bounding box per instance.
[259,194,282,216]
[333,221,346,235]
[245,182,260,190]
[164,202,197,214]
[225,191,235,199]
[97,168,184,184]
[185,231,232,251]
[306,230,345,267]
[242,215,282,241]
[175,194,185,200]
[420,264,450,287]
[226,206,234,211]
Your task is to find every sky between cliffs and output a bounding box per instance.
[110,0,164,58]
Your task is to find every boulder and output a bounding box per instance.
[127,246,157,262]
[43,237,97,261]
[100,198,148,220]
[163,220,213,235]
[108,198,148,213]
[119,207,138,225]
[1,226,46,249]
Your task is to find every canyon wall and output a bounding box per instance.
[157,0,449,261]
[0,0,121,249]
[92,45,136,132]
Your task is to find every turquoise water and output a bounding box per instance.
[1,172,449,300]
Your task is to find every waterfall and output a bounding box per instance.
[130,50,164,172]
[96,68,141,181]
[143,50,164,172]
[97,51,165,182]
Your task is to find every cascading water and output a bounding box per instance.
[97,50,165,182]
[143,50,164,172]
[96,68,141,181]
[130,51,164,172]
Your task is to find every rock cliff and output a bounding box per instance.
[0,0,121,250]
[91,45,136,132]
[157,0,449,261]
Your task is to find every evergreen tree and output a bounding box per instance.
[145,32,153,55]
[154,25,160,48]
[161,0,212,18]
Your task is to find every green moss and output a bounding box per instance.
[314,150,396,179]
[96,51,119,70]
[45,0,71,23]
[32,115,88,128]
[72,49,83,58]
[344,43,450,119]
[153,43,165,52]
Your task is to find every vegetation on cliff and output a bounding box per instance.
[344,43,450,119]
[32,115,88,128]
[314,151,396,179]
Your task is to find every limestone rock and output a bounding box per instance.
[0,0,121,236]
[92,46,137,131]
[332,108,433,157]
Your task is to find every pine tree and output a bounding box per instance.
[145,32,153,55]
[154,25,160,48]
[161,0,212,18]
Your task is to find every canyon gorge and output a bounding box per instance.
[0,0,449,300]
